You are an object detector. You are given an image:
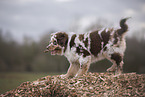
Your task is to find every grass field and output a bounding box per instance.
[0,72,58,94]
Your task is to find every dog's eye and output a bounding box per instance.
[53,41,57,45]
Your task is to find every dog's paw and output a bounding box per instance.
[60,74,69,79]
[107,67,116,72]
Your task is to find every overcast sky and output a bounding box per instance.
[0,0,145,43]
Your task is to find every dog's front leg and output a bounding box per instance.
[75,56,91,77]
[61,61,80,78]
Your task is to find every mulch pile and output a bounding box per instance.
[1,72,145,97]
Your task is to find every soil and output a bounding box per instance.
[1,72,145,97]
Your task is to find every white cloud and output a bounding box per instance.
[55,0,73,2]
[142,4,145,12]
[0,0,144,42]
[124,9,136,16]
[17,0,42,4]
[140,23,145,28]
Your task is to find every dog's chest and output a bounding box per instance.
[64,47,80,62]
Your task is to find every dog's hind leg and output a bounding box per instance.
[106,53,124,74]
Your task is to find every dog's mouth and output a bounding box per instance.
[50,47,62,55]
[44,46,62,55]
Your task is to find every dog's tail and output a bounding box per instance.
[117,17,130,36]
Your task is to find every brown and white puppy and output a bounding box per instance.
[45,18,129,78]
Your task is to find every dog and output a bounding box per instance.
[44,18,129,78]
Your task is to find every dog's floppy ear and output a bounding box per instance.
[57,33,66,40]
[56,32,68,47]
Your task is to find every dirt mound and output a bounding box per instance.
[1,72,145,97]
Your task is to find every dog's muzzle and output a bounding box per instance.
[44,44,59,53]
[44,45,51,53]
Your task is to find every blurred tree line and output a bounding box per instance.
[0,30,69,73]
[0,21,145,74]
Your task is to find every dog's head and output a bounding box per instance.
[44,32,68,55]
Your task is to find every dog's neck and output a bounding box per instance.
[63,32,76,56]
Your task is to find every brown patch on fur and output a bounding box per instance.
[113,18,129,45]
[55,32,68,52]
[79,34,88,48]
[76,45,90,57]
[113,32,119,44]
[83,38,88,48]
[117,18,129,36]
[111,53,122,65]
[79,34,84,41]
[70,34,77,49]
[103,46,107,51]
[101,29,111,47]
[90,31,102,56]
